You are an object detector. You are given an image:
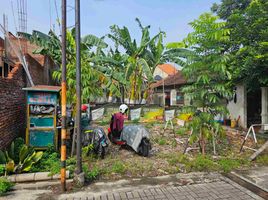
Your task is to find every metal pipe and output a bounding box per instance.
[60,0,67,192]
[75,0,82,174]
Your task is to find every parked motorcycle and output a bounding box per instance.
[83,127,108,159]
[108,124,151,157]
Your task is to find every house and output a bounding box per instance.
[227,84,268,129]
[150,70,186,106]
[0,33,57,149]
[153,64,177,80]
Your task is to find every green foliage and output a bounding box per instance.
[83,164,100,182]
[43,153,61,176]
[20,29,107,103]
[167,154,188,166]
[31,152,60,176]
[0,178,14,195]
[218,158,241,173]
[13,138,25,164]
[256,154,268,165]
[212,0,268,89]
[179,13,231,155]
[131,119,140,124]
[157,138,167,146]
[182,13,232,116]
[0,142,43,174]
[176,128,187,136]
[111,161,126,174]
[185,155,218,172]
[0,165,5,176]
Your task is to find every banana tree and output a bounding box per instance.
[19,29,109,103]
[108,19,166,103]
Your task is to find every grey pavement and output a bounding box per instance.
[60,178,265,200]
[2,173,266,200]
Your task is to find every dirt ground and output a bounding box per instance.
[84,121,267,181]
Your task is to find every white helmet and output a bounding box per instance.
[119,104,128,114]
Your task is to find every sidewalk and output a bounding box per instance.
[1,172,265,200]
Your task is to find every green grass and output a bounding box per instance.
[111,161,126,174]
[0,178,14,195]
[83,164,100,182]
[217,158,241,173]
[256,154,268,165]
[176,128,188,136]
[185,155,218,172]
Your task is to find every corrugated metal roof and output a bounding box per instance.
[23,85,61,92]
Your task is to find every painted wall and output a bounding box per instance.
[153,67,168,79]
[227,84,247,128]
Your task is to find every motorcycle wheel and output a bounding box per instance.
[98,146,106,159]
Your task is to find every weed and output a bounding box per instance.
[83,164,100,182]
[131,119,140,124]
[0,177,14,195]
[176,128,187,136]
[158,138,167,145]
[167,154,189,166]
[98,120,109,126]
[171,139,177,148]
[185,155,218,172]
[256,154,268,165]
[217,158,241,173]
[111,161,126,174]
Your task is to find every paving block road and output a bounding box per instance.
[62,179,265,200]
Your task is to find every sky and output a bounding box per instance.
[0,0,221,45]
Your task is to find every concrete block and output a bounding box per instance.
[15,173,35,182]
[34,172,52,181]
[6,174,16,182]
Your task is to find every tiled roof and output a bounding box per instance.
[157,64,177,75]
[151,70,186,88]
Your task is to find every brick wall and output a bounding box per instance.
[0,64,27,149]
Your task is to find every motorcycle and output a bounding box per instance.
[108,117,151,157]
[83,127,108,159]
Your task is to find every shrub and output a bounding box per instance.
[0,178,14,195]
[83,164,100,182]
[13,137,25,163]
[0,165,5,176]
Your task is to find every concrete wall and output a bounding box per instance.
[227,84,247,128]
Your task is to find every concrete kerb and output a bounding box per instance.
[5,171,70,183]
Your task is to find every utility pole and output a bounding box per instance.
[74,0,84,185]
[60,0,67,192]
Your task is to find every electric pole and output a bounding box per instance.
[75,0,84,185]
[60,0,67,192]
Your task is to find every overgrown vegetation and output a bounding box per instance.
[0,138,43,174]
[0,177,14,195]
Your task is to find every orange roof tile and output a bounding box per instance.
[157,64,177,75]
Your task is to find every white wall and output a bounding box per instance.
[227,84,247,128]
[153,67,168,79]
